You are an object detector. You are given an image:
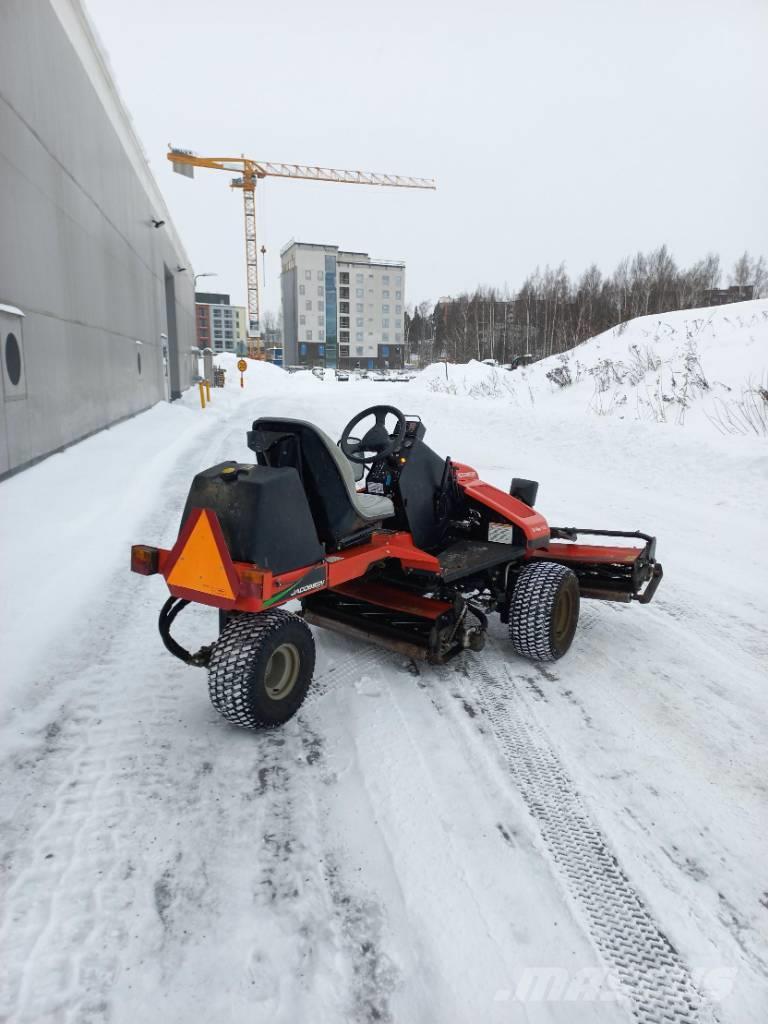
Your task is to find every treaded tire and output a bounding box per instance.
[208,610,315,729]
[509,562,580,662]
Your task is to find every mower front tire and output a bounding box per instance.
[508,561,580,662]
[208,610,315,729]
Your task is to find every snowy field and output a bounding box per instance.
[1,301,766,1023]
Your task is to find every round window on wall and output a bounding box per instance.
[5,333,22,386]
[137,351,142,375]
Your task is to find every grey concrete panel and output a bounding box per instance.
[0,0,197,477]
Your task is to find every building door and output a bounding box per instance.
[164,269,181,400]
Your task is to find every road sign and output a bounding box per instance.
[237,358,247,372]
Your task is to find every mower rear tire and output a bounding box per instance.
[508,562,580,662]
[208,610,315,729]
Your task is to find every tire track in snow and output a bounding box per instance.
[0,419,248,1022]
[0,413,399,1022]
[440,648,713,1024]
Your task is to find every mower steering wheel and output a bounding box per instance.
[340,405,408,465]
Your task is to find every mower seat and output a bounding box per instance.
[247,417,394,550]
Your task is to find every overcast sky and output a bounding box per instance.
[85,0,767,315]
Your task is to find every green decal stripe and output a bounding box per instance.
[262,582,297,608]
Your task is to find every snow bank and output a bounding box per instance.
[414,300,768,435]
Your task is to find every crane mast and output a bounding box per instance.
[169,148,435,358]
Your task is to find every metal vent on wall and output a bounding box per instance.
[0,307,27,400]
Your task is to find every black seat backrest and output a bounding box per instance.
[247,419,366,549]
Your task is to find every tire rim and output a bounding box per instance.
[264,643,300,701]
[552,586,575,645]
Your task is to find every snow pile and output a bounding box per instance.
[210,352,321,392]
[414,300,768,434]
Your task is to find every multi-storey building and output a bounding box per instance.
[195,292,247,353]
[280,242,405,369]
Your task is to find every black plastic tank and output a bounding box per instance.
[179,462,324,574]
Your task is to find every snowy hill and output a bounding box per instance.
[415,299,768,435]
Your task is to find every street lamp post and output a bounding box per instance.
[194,272,218,289]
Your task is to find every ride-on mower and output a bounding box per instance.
[131,406,663,729]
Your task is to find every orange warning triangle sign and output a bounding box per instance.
[167,510,236,599]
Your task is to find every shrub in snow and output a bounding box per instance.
[546,364,572,388]
[707,376,768,436]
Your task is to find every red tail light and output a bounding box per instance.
[239,566,263,598]
[131,545,159,575]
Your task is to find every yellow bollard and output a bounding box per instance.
[198,381,206,409]
[205,380,211,402]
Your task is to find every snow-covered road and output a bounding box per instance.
[1,323,766,1023]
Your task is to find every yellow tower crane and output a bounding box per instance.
[168,147,436,359]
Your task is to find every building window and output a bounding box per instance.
[395,291,402,300]
[339,345,349,357]
[381,345,390,356]
[299,314,306,325]
[319,329,325,340]
[382,334,389,343]
[355,331,363,342]
[382,304,390,314]
[340,316,350,328]
[300,343,307,355]
[317,270,323,280]
[395,332,402,342]
[356,288,364,298]
[339,272,349,284]
[340,287,349,300]
[382,319,389,328]
[214,338,223,350]
[225,340,234,350]
[306,330,313,340]
[318,301,324,312]
[395,276,402,286]
[317,285,324,296]
[356,318,364,328]
[319,344,325,356]
[395,304,402,314]
[355,303,363,313]
[299,284,305,295]
[356,273,364,284]
[382,275,390,284]
[305,270,311,280]
[214,330,223,339]
[340,330,349,342]
[306,300,312,310]
[356,346,364,355]
[225,330,233,339]
[382,290,390,299]
[318,315,324,326]
[340,302,350,314]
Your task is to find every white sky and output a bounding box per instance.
[85,0,767,316]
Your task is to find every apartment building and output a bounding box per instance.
[195,292,247,353]
[280,242,405,369]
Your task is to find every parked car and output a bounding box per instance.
[335,370,349,381]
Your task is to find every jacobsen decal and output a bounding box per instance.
[263,565,328,607]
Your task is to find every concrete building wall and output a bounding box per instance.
[0,0,197,478]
